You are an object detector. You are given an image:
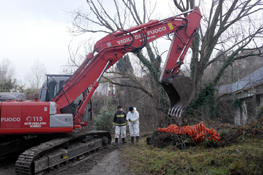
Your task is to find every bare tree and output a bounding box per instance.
[173,0,263,119]
[68,0,263,125]
[26,59,46,90]
[62,38,95,74]
[0,58,22,92]
[70,0,169,117]
[0,58,15,82]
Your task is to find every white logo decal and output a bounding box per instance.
[147,26,166,36]
[135,34,145,39]
[117,37,133,45]
[1,117,21,122]
[116,27,165,45]
[26,116,32,121]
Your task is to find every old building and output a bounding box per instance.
[218,66,263,125]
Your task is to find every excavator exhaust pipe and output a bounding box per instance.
[160,74,194,117]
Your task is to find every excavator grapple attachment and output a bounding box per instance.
[160,75,194,117]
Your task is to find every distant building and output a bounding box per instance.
[94,77,116,96]
[218,66,263,95]
[218,66,263,125]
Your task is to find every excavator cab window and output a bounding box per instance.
[47,81,57,101]
[45,79,68,101]
[44,77,86,114]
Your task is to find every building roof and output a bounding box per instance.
[218,66,263,94]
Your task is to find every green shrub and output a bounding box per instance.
[93,98,116,133]
[256,105,263,118]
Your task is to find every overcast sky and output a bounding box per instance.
[0,0,88,83]
[0,0,175,85]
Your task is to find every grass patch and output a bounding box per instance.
[121,136,263,174]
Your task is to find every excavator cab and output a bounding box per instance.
[39,74,93,125]
[160,74,194,117]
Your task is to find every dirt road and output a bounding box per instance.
[56,143,128,175]
[0,155,17,175]
[75,149,127,175]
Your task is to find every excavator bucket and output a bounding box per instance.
[160,75,194,117]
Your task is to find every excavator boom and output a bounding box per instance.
[0,7,201,135]
[53,7,202,122]
[0,7,201,175]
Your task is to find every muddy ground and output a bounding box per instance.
[0,142,130,175]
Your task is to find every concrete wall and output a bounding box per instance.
[234,94,263,125]
[235,100,248,125]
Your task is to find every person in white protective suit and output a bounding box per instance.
[126,107,140,145]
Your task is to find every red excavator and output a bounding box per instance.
[0,7,201,174]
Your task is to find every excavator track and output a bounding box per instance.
[15,130,111,175]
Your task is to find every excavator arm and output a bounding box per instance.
[53,7,202,125]
[0,8,202,174]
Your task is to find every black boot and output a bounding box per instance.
[122,138,126,143]
[136,136,139,145]
[130,137,134,145]
[114,138,118,146]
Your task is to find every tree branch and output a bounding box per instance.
[102,72,157,101]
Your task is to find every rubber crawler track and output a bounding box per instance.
[15,130,111,175]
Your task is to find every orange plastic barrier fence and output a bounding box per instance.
[158,122,221,143]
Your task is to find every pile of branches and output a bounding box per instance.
[148,118,263,148]
[209,118,263,147]
[148,131,196,149]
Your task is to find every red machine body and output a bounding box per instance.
[0,101,73,134]
[0,7,201,135]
